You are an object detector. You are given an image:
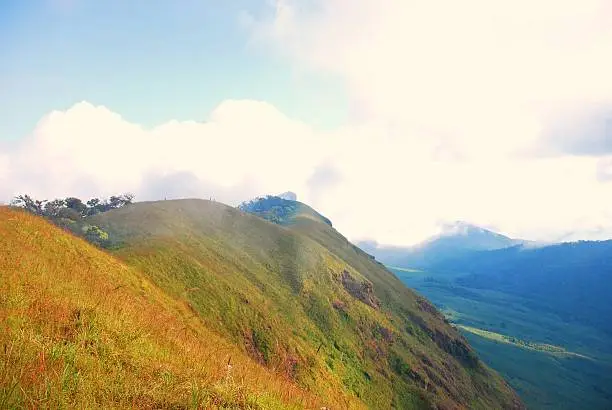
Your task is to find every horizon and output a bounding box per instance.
[1,1,611,246]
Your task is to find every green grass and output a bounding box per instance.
[385,266,424,273]
[0,207,322,409]
[455,325,592,359]
[87,199,522,409]
[1,200,524,409]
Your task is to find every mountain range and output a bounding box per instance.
[0,196,523,409]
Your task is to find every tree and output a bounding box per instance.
[64,197,88,217]
[86,198,103,216]
[43,199,66,218]
[84,225,110,247]
[11,195,46,216]
[108,193,134,209]
[11,192,134,223]
[87,198,100,208]
[121,193,134,204]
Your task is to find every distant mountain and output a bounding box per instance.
[358,221,525,269]
[361,221,612,335]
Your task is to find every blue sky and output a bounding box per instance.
[0,0,348,140]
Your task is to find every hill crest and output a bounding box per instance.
[238,195,333,227]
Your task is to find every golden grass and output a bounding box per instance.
[0,207,328,409]
[82,199,522,410]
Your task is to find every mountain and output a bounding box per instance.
[2,199,523,409]
[358,222,524,269]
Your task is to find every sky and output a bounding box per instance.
[1,0,611,246]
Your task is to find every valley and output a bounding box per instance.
[389,266,612,410]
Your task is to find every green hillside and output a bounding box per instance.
[0,207,322,409]
[86,198,522,409]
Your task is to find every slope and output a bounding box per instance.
[0,207,323,409]
[88,198,523,409]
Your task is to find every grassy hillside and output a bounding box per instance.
[0,207,324,409]
[87,199,522,409]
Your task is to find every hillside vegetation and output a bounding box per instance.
[2,197,523,408]
[0,207,324,408]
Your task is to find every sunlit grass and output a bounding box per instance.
[85,199,522,409]
[0,207,322,409]
[1,199,524,410]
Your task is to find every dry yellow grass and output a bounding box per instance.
[0,207,340,409]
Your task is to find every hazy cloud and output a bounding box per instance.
[597,157,612,182]
[139,171,260,205]
[4,0,612,245]
[307,163,342,202]
[541,103,612,156]
[0,100,324,205]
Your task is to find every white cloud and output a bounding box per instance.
[1,100,612,245]
[0,100,327,204]
[540,102,612,155]
[251,0,612,158]
[229,0,612,244]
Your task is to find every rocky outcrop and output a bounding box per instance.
[339,269,380,309]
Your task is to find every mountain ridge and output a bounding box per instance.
[2,198,523,408]
[93,199,522,408]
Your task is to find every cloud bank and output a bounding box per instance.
[1,99,611,245]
